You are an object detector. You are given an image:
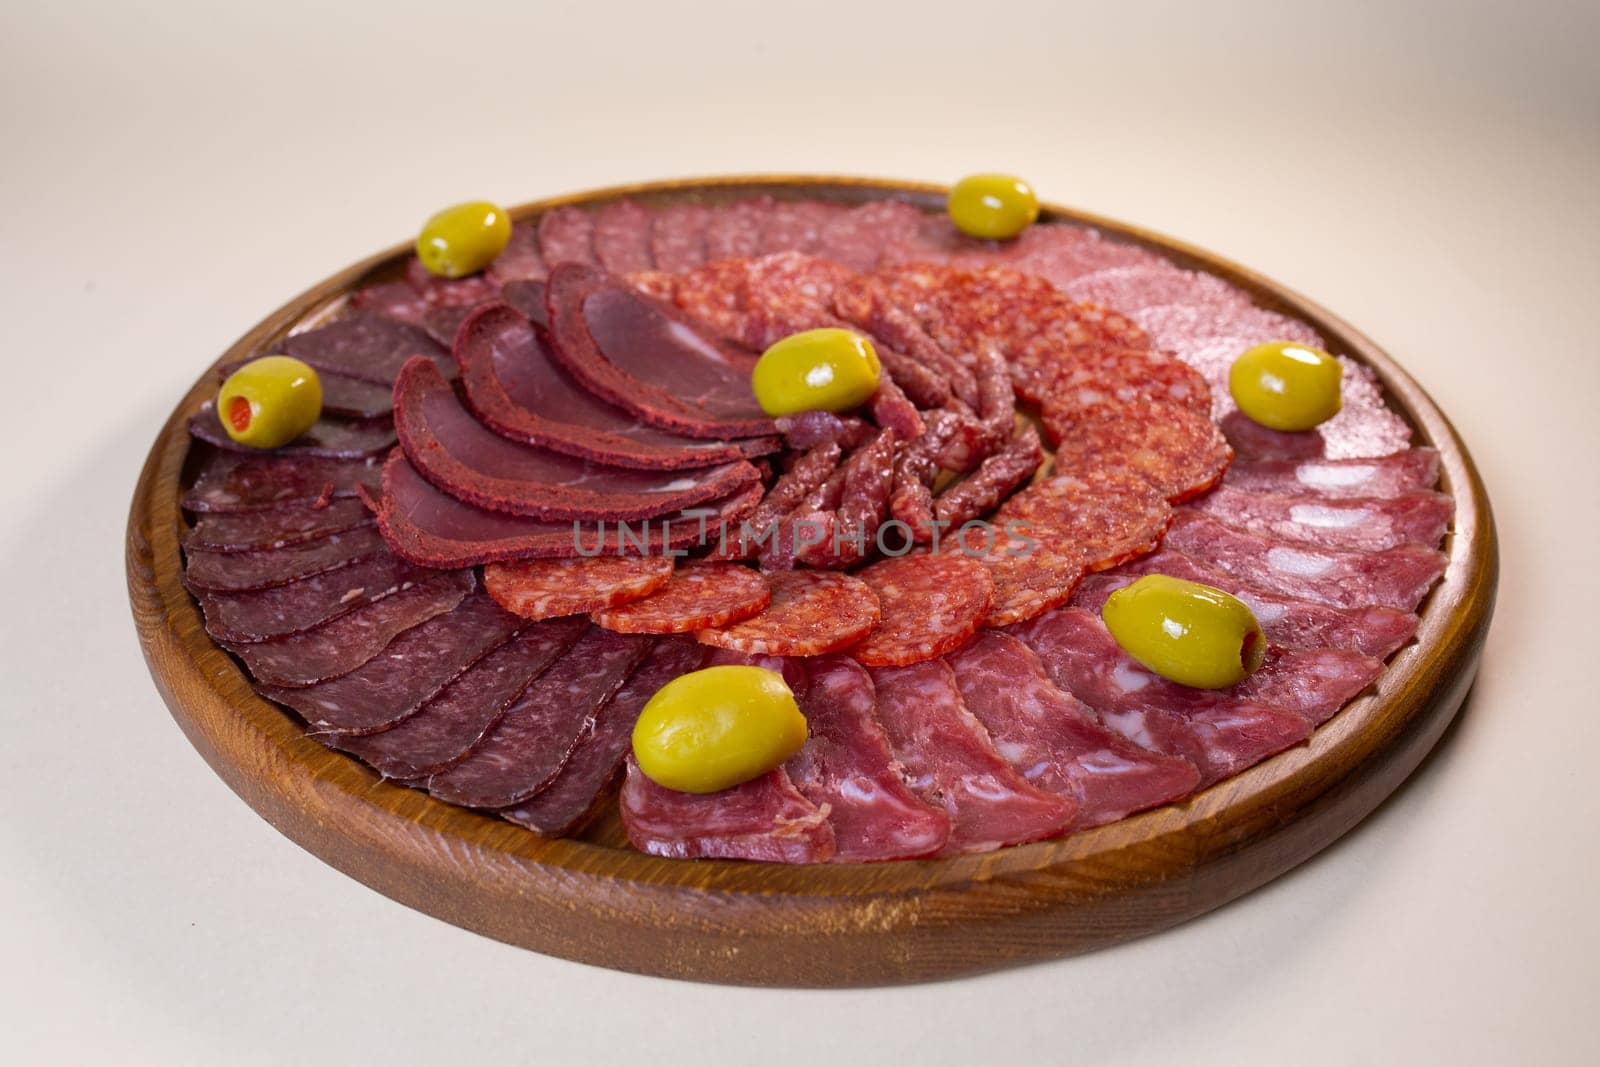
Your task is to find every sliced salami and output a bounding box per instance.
[786,656,950,860]
[183,498,372,553]
[757,199,839,256]
[278,311,448,386]
[484,220,547,284]
[484,556,675,620]
[188,404,396,460]
[697,570,880,656]
[501,637,707,836]
[648,203,711,273]
[592,200,655,274]
[773,410,875,451]
[1184,485,1453,553]
[816,200,924,272]
[183,526,389,593]
[710,440,841,560]
[932,425,1044,528]
[182,452,382,513]
[1062,263,1254,316]
[1001,224,1166,286]
[619,758,836,863]
[1225,449,1441,499]
[947,633,1200,826]
[869,659,1075,854]
[195,551,428,642]
[536,205,597,266]
[703,196,773,261]
[593,563,770,634]
[1035,346,1213,417]
[1044,398,1232,503]
[348,280,430,326]
[850,554,993,667]
[426,627,652,808]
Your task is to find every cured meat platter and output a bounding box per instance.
[127,176,1496,985]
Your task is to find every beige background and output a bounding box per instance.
[3,1,1597,1063]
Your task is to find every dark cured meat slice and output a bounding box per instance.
[850,554,994,668]
[1225,449,1441,499]
[195,551,429,642]
[592,563,771,634]
[1218,410,1326,463]
[349,280,430,326]
[484,221,548,285]
[869,659,1075,854]
[426,627,652,808]
[501,637,707,836]
[484,556,675,620]
[546,264,774,439]
[1044,398,1232,504]
[592,200,656,274]
[184,526,388,593]
[188,403,396,459]
[395,357,760,520]
[267,592,531,734]
[404,257,500,308]
[1070,549,1419,660]
[421,305,475,350]
[372,453,763,567]
[537,206,597,267]
[455,303,775,471]
[220,360,393,419]
[774,410,875,451]
[279,311,448,386]
[183,498,371,552]
[709,441,841,561]
[182,452,382,513]
[649,203,711,273]
[329,617,588,778]
[226,569,474,688]
[947,633,1200,827]
[932,425,1044,528]
[1164,512,1447,612]
[697,570,880,656]
[619,758,836,863]
[1184,486,1453,553]
[500,279,550,328]
[793,429,897,570]
[1010,609,1315,787]
[704,196,773,261]
[787,656,950,861]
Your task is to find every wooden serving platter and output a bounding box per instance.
[127,176,1497,986]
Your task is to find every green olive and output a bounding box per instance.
[948,173,1040,240]
[632,666,808,794]
[1229,341,1343,432]
[751,328,881,417]
[415,200,512,279]
[1101,574,1266,690]
[217,356,323,449]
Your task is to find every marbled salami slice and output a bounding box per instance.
[188,404,396,459]
[537,205,597,266]
[1036,346,1214,417]
[184,526,388,593]
[649,203,711,272]
[932,425,1044,528]
[183,498,372,552]
[1164,512,1447,611]
[427,627,653,808]
[816,200,924,272]
[773,411,875,451]
[484,556,675,619]
[1225,449,1441,499]
[757,199,840,256]
[278,311,448,386]
[1185,486,1452,552]
[1062,263,1254,316]
[1044,398,1232,503]
[1001,224,1166,286]
[500,636,706,836]
[593,563,770,634]
[870,659,1075,854]
[850,554,993,667]
[182,452,382,513]
[948,633,1200,826]
[348,280,430,326]
[704,196,773,261]
[195,551,428,642]
[697,571,880,656]
[226,569,475,688]
[484,220,548,284]
[592,200,655,274]
[328,617,588,779]
[786,656,950,860]
[710,441,841,560]
[620,758,836,863]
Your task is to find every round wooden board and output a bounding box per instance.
[127,176,1497,987]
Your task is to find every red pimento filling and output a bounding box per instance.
[227,395,253,433]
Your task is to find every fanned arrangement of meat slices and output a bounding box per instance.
[180,189,1450,862]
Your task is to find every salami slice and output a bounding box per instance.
[263,591,528,733]
[757,199,840,256]
[1036,346,1213,417]
[484,221,547,285]
[932,425,1043,528]
[703,196,774,261]
[1224,449,1441,499]
[1185,485,1452,553]
[184,526,388,593]
[1044,398,1232,503]
[188,404,396,459]
[183,498,372,552]
[484,556,675,619]
[427,627,653,808]
[649,203,711,273]
[619,758,836,863]
[195,551,428,642]
[226,569,475,688]
[869,659,1075,854]
[593,563,770,634]
[850,554,993,667]
[278,311,448,386]
[500,636,707,836]
[786,656,950,860]
[182,452,383,513]
[948,633,1200,827]
[773,410,875,451]
[697,570,880,656]
[1002,224,1164,286]
[1063,263,1254,316]
[592,200,655,274]
[537,205,597,266]
[348,280,430,326]
[816,200,924,272]
[327,617,588,779]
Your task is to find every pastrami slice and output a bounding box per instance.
[1183,485,1453,553]
[1224,448,1442,499]
[183,498,372,553]
[278,310,448,386]
[619,758,836,863]
[182,452,383,513]
[188,403,396,459]
[195,551,429,642]
[183,526,389,593]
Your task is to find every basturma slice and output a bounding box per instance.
[371,452,764,568]
[278,311,448,385]
[188,403,396,459]
[195,551,429,642]
[182,498,372,552]
[696,570,880,656]
[1223,448,1441,500]
[500,636,707,836]
[619,758,837,863]
[592,563,771,635]
[396,357,760,520]
[182,452,382,513]
[225,570,474,688]
[787,656,950,861]
[183,526,388,593]
[426,627,652,808]
[1184,485,1453,554]
[947,632,1200,827]
[850,554,994,667]
[455,303,774,470]
[484,556,676,620]
[329,617,589,780]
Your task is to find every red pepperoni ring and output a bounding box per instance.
[484,556,675,620]
[698,570,881,656]
[850,554,993,668]
[592,563,771,634]
[1044,398,1233,503]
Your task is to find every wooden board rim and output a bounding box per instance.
[126,174,1498,986]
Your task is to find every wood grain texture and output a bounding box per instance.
[126,176,1497,987]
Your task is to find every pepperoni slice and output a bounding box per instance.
[592,563,771,634]
[1043,398,1233,503]
[697,570,880,656]
[484,556,676,620]
[850,554,993,667]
